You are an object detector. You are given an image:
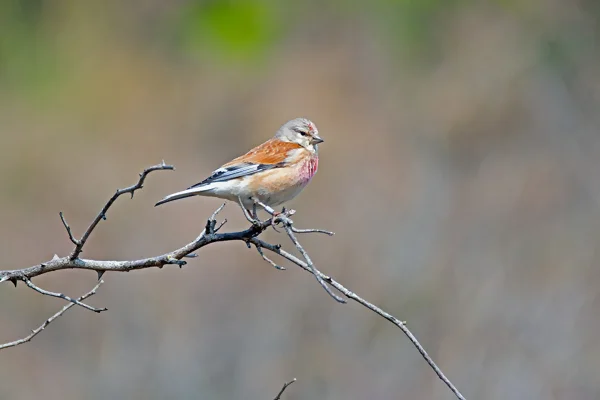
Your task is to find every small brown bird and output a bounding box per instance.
[155,118,323,209]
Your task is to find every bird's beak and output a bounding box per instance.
[310,135,324,145]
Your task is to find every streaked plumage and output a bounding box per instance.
[155,118,323,209]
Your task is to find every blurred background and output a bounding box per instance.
[1,0,599,399]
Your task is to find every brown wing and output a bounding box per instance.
[223,139,303,167]
[187,139,303,189]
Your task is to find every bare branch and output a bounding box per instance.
[249,238,466,400]
[23,277,107,313]
[255,243,285,270]
[0,215,271,283]
[290,226,334,235]
[0,163,466,400]
[0,280,104,350]
[252,200,345,303]
[215,219,227,232]
[283,223,345,303]
[286,221,345,302]
[210,203,226,222]
[273,378,296,400]
[69,162,174,260]
[59,212,81,246]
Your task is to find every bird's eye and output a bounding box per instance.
[294,128,308,136]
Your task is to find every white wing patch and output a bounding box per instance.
[188,162,280,189]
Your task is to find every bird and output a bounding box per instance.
[155,118,323,212]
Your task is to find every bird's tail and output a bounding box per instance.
[155,186,210,207]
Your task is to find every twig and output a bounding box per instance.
[290,227,334,236]
[23,277,107,313]
[59,212,81,246]
[215,219,227,232]
[255,243,285,270]
[0,280,104,350]
[250,238,466,400]
[252,200,345,303]
[205,203,226,234]
[283,224,345,303]
[210,203,226,222]
[68,161,174,260]
[273,378,296,400]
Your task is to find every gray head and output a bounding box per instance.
[275,117,323,152]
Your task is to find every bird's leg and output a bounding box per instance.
[244,204,259,223]
[269,207,289,233]
[238,196,261,227]
[249,198,282,232]
[270,211,282,233]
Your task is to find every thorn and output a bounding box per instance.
[10,278,17,287]
[101,214,107,220]
[97,270,105,281]
[184,253,198,258]
[275,244,282,250]
[52,254,60,261]
[245,241,252,249]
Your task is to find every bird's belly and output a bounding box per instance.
[256,183,306,206]
[209,157,318,208]
[246,167,313,206]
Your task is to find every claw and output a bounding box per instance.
[270,211,282,233]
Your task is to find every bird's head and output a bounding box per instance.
[276,117,323,153]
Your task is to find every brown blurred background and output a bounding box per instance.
[1,0,600,399]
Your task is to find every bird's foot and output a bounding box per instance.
[270,207,295,232]
[270,211,282,233]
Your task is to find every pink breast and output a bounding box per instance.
[300,157,318,184]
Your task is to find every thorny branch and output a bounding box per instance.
[0,163,466,400]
